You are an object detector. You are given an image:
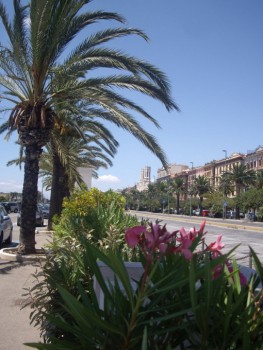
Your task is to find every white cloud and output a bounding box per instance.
[0,180,23,193]
[95,175,120,183]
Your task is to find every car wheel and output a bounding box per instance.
[5,229,12,245]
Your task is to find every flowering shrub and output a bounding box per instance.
[125,221,206,259]
[26,221,263,349]
[125,221,247,286]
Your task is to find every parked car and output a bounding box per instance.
[17,205,44,227]
[202,210,209,217]
[247,212,257,221]
[226,211,244,219]
[0,202,19,213]
[0,204,13,246]
[39,204,50,219]
[193,209,200,216]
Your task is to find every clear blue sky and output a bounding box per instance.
[0,0,263,197]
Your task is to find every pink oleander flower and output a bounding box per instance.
[208,235,224,258]
[174,228,194,260]
[212,263,224,280]
[212,260,247,286]
[178,220,207,242]
[125,225,147,248]
[125,221,207,261]
[125,223,178,255]
[197,220,207,235]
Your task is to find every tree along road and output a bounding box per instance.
[130,211,263,268]
[0,213,48,269]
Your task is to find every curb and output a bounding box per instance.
[0,248,47,262]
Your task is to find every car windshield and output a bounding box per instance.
[0,205,7,216]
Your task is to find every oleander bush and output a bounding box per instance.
[53,187,140,246]
[24,188,143,341]
[25,220,263,349]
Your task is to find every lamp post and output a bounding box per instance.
[189,162,193,216]
[222,150,227,219]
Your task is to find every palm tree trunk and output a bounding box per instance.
[48,150,70,230]
[176,194,180,214]
[18,145,42,254]
[235,184,241,219]
[199,196,203,216]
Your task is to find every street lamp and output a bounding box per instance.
[189,162,193,216]
[222,150,227,219]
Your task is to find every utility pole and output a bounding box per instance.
[189,162,193,216]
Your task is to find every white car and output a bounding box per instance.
[0,204,13,247]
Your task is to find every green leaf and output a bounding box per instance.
[141,326,148,350]
[57,285,123,336]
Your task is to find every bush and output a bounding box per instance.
[25,221,263,349]
[53,187,141,254]
[24,188,143,341]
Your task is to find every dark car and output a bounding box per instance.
[0,202,19,213]
[0,204,13,246]
[17,205,44,227]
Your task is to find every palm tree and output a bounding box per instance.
[219,173,234,196]
[170,178,185,214]
[227,164,256,218]
[0,1,178,253]
[227,164,256,196]
[254,169,263,189]
[47,121,119,228]
[193,175,211,215]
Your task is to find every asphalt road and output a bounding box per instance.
[3,211,263,267]
[130,211,263,267]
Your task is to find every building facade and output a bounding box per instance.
[155,149,263,197]
[78,167,92,189]
[136,166,151,192]
[157,163,189,182]
[244,146,263,171]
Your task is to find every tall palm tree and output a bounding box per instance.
[0,0,178,253]
[44,134,115,182]
[219,173,234,196]
[254,169,263,189]
[193,175,211,215]
[227,164,256,196]
[227,164,256,218]
[47,119,119,228]
[170,177,185,214]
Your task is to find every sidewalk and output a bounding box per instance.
[0,230,52,350]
